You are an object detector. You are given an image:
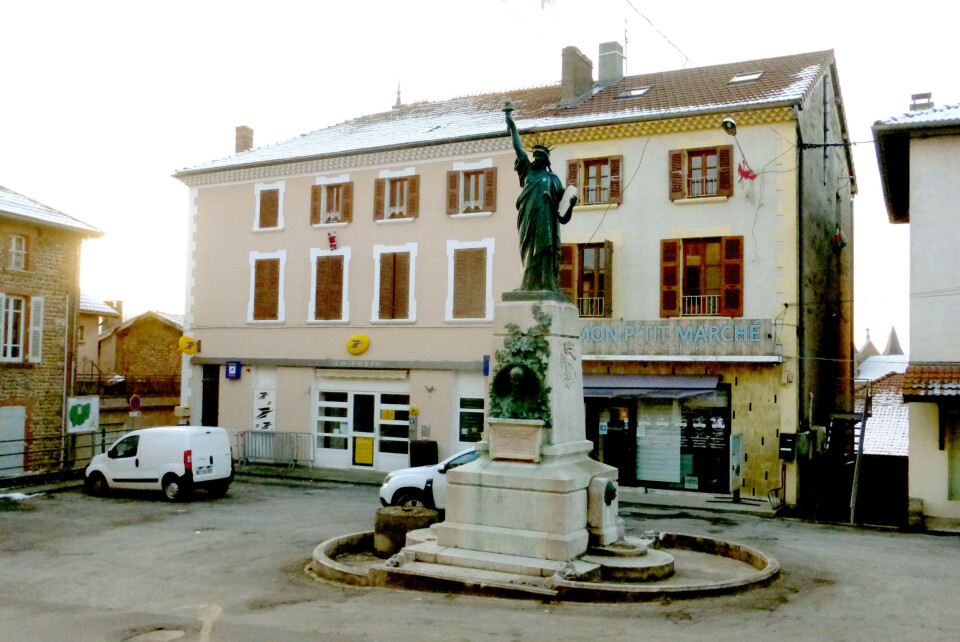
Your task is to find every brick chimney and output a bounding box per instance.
[560,46,593,107]
[235,125,254,153]
[598,42,624,87]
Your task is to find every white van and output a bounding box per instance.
[84,426,234,501]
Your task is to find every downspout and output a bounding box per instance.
[795,104,806,510]
[61,291,71,472]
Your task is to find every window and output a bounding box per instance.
[9,235,26,269]
[559,242,613,318]
[446,238,495,321]
[374,172,419,221]
[112,435,139,459]
[310,247,350,322]
[311,176,353,225]
[446,162,497,215]
[567,156,623,205]
[373,243,417,322]
[617,86,650,98]
[669,146,733,200]
[0,294,42,363]
[248,251,286,322]
[729,71,763,84]
[459,398,485,442]
[660,237,742,318]
[254,181,285,230]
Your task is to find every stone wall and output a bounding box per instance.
[0,223,82,471]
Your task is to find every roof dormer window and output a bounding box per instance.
[617,86,650,99]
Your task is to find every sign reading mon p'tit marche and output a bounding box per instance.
[67,396,99,434]
[579,319,776,357]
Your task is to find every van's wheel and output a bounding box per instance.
[161,474,186,501]
[85,472,108,496]
[392,490,425,509]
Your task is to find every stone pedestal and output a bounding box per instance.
[433,298,618,562]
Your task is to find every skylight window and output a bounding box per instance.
[729,71,763,84]
[617,86,650,99]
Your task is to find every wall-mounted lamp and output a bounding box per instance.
[721,118,737,136]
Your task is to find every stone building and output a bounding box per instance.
[98,310,183,377]
[0,184,100,475]
[174,45,854,509]
[76,294,120,375]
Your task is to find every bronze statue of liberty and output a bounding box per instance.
[505,103,577,294]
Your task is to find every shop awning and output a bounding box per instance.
[583,374,720,399]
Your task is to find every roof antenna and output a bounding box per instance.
[624,17,629,75]
[393,82,402,110]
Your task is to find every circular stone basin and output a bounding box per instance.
[308,530,779,602]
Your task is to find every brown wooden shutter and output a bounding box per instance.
[341,182,353,223]
[310,185,322,225]
[483,167,497,212]
[567,160,580,201]
[254,258,280,320]
[669,150,684,201]
[393,252,410,318]
[259,189,279,228]
[315,256,343,320]
[608,155,623,204]
[446,171,460,215]
[602,240,613,318]
[407,176,419,218]
[717,145,734,197]
[453,248,486,318]
[720,236,743,317]
[374,178,385,220]
[559,244,577,306]
[660,239,680,318]
[379,253,395,318]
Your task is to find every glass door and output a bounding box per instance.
[351,394,375,467]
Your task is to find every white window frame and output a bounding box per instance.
[9,235,27,270]
[314,173,350,227]
[377,167,416,223]
[452,159,494,218]
[309,246,351,324]
[445,238,495,322]
[371,242,417,324]
[254,181,285,231]
[247,250,286,323]
[0,293,26,362]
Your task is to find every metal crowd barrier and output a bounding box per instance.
[235,431,315,468]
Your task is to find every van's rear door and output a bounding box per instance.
[190,429,232,481]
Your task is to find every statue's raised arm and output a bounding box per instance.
[505,104,525,160]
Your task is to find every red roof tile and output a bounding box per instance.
[903,365,960,398]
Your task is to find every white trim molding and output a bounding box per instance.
[254,181,285,231]
[378,167,416,179]
[247,249,287,323]
[444,237,495,322]
[308,246,351,324]
[371,242,417,324]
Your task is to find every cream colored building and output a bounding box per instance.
[875,99,960,529]
[175,45,854,509]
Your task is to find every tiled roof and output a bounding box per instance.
[156,312,184,329]
[857,355,909,382]
[903,364,960,398]
[855,373,909,457]
[79,294,120,318]
[874,102,960,130]
[0,184,101,235]
[176,50,834,177]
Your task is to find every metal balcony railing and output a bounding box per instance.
[688,177,718,197]
[74,374,180,397]
[578,297,605,317]
[682,294,721,317]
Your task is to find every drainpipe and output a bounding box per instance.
[795,105,806,509]
[61,292,71,472]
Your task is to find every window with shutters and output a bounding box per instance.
[311,175,353,225]
[446,238,495,321]
[248,250,286,323]
[309,247,350,322]
[446,160,497,217]
[0,293,43,363]
[668,146,734,201]
[566,156,623,206]
[659,237,743,318]
[373,243,417,322]
[374,169,419,222]
[254,181,285,230]
[559,241,613,318]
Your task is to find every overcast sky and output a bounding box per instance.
[3,0,949,353]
